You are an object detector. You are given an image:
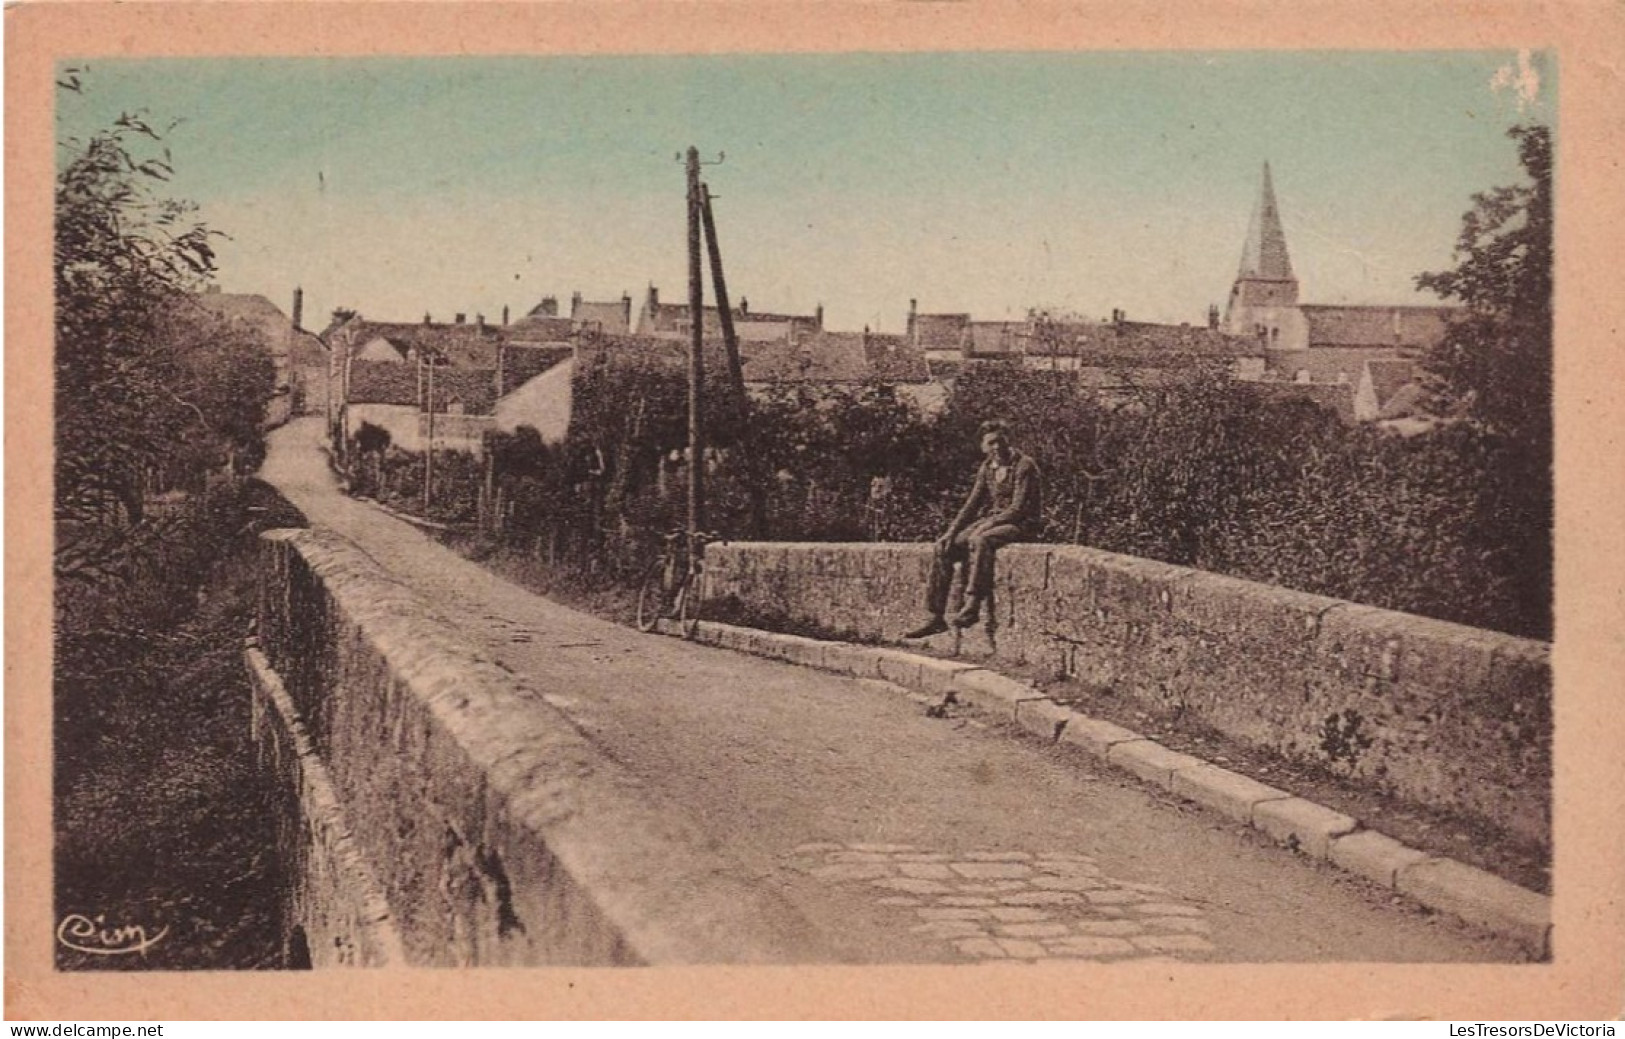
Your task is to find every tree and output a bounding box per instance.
[1416,123,1552,458]
[1414,123,1553,638]
[55,75,275,585]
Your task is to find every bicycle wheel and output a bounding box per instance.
[635,559,669,632]
[675,571,700,639]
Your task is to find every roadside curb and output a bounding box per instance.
[660,617,1552,958]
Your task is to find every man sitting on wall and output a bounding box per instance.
[904,420,1043,638]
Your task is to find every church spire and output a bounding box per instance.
[1238,161,1295,282]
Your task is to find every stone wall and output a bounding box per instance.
[704,542,1551,851]
[252,527,827,966]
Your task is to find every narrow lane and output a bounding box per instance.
[262,418,1522,963]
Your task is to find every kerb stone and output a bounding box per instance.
[1059,716,1145,760]
[1327,829,1434,889]
[1106,740,1206,792]
[1395,858,1551,956]
[1015,699,1073,742]
[1169,764,1292,825]
[1252,798,1359,860]
[951,669,1046,720]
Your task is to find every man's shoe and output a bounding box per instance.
[952,602,983,628]
[903,616,949,639]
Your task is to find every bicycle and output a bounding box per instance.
[635,528,724,638]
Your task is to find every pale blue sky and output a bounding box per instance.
[57,51,1552,332]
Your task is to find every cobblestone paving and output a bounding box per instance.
[793,842,1216,962]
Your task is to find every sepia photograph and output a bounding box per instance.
[46,46,1558,971]
[11,1,1625,1021]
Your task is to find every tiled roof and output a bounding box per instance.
[1271,346,1399,384]
[1363,359,1419,409]
[913,313,970,353]
[348,360,420,406]
[1378,381,1427,420]
[968,321,1022,357]
[287,329,328,367]
[192,291,289,332]
[571,300,631,334]
[191,292,326,367]
[742,331,931,384]
[1301,305,1455,349]
[337,321,503,368]
[646,299,818,334]
[499,344,573,397]
[426,367,497,415]
[1066,321,1265,362]
[506,315,576,342]
[863,334,930,382]
[577,332,928,385]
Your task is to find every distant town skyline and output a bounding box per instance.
[57,51,1552,333]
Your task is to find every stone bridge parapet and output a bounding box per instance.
[704,542,1551,851]
[251,527,827,967]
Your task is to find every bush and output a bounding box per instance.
[422,349,1547,640]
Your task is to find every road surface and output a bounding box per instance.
[261,417,1522,964]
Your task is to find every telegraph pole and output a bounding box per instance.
[422,353,436,515]
[700,181,768,537]
[685,147,705,545]
[700,186,746,412]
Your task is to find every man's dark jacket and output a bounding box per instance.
[947,450,1043,537]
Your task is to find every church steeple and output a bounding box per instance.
[1222,162,1302,346]
[1238,162,1295,282]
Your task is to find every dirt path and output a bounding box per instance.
[262,418,1526,964]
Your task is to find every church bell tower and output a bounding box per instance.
[1223,162,1305,351]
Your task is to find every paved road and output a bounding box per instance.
[262,417,1522,964]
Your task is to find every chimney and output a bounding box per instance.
[502,304,510,326]
[648,284,659,310]
[541,296,558,317]
[292,287,304,331]
[908,298,918,339]
[815,302,824,330]
[621,292,632,329]
[571,292,582,316]
[739,296,749,315]
[476,313,485,331]
[455,313,466,325]
[423,312,432,325]
[1208,304,1220,330]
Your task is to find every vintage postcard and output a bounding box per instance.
[7,0,1624,1022]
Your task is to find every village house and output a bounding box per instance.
[570,292,634,335]
[324,312,572,458]
[634,284,824,342]
[193,287,328,426]
[903,296,1265,401]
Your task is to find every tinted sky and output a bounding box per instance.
[57,51,1551,332]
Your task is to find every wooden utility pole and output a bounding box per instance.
[686,147,705,544]
[700,186,747,412]
[422,354,436,515]
[700,182,768,537]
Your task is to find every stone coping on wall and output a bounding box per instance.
[703,541,1551,853]
[656,616,1551,959]
[256,527,830,966]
